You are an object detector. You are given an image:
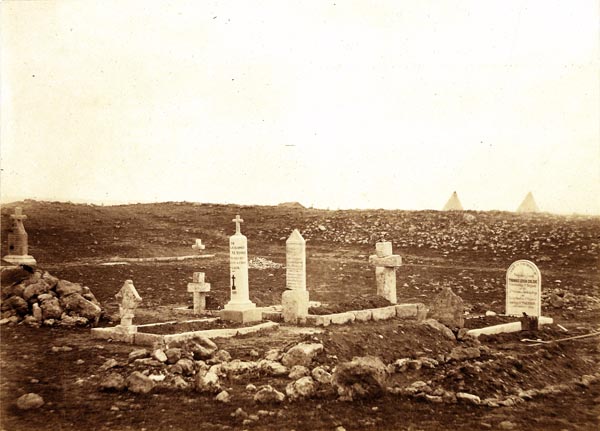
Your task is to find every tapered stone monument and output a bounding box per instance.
[282,229,309,323]
[369,241,401,304]
[220,215,261,323]
[3,207,37,266]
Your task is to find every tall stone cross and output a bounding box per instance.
[115,280,142,331]
[232,215,243,235]
[368,241,402,304]
[187,272,211,314]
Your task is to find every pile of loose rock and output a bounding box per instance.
[0,267,103,326]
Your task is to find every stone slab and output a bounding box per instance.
[371,306,397,321]
[282,290,309,323]
[395,303,421,318]
[90,327,135,343]
[237,321,279,335]
[133,332,163,345]
[219,308,263,323]
[329,312,356,325]
[352,309,373,322]
[466,316,553,338]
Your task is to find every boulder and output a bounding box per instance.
[448,346,481,362]
[264,349,283,362]
[41,272,59,289]
[332,356,387,400]
[421,319,456,341]
[32,303,42,321]
[286,376,316,400]
[0,267,32,291]
[56,280,83,297]
[165,348,183,364]
[60,293,101,321]
[176,358,195,376]
[456,392,481,405]
[195,371,221,394]
[22,280,50,301]
[2,296,29,315]
[311,366,332,384]
[259,360,288,377]
[281,343,324,368]
[16,393,44,410]
[2,283,26,301]
[428,287,464,329]
[215,390,231,403]
[288,365,310,380]
[254,385,285,403]
[41,297,63,320]
[99,373,126,391]
[221,360,260,378]
[170,336,217,360]
[126,371,155,394]
[152,349,167,363]
[128,349,149,362]
[37,293,55,303]
[99,359,119,372]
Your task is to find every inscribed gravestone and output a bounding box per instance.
[286,229,306,291]
[506,260,541,317]
[224,215,256,311]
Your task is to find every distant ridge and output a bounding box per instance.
[517,192,540,213]
[443,191,464,211]
[277,202,305,209]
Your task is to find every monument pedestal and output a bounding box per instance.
[220,308,262,323]
[282,289,309,323]
[2,255,37,266]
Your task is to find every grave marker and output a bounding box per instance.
[221,215,261,323]
[115,280,142,333]
[187,272,211,314]
[192,239,205,251]
[368,241,401,304]
[282,229,309,323]
[506,260,541,317]
[3,207,37,266]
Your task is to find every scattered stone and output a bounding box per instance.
[498,421,516,430]
[60,293,102,322]
[148,374,165,382]
[23,280,50,301]
[128,349,149,362]
[126,371,155,394]
[100,373,126,391]
[152,349,168,363]
[195,371,221,394]
[448,346,481,362]
[286,376,317,400]
[165,348,183,364]
[254,385,285,403]
[51,345,73,353]
[212,350,232,363]
[421,319,456,340]
[259,360,288,377]
[2,296,28,315]
[281,343,324,368]
[16,393,44,410]
[485,310,497,317]
[56,280,83,297]
[41,298,63,320]
[246,383,257,392]
[332,356,387,400]
[215,390,230,403]
[99,359,119,372]
[288,365,310,380]
[31,303,42,321]
[175,358,195,376]
[456,392,481,405]
[171,376,188,390]
[311,366,332,384]
[264,349,282,361]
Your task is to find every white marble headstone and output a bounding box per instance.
[506,260,541,317]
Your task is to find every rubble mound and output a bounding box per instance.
[1,267,103,327]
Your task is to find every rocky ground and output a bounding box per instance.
[1,201,599,431]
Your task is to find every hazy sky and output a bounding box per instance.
[1,0,599,213]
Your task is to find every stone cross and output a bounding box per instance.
[11,207,27,221]
[192,238,205,251]
[187,272,211,314]
[232,215,243,235]
[368,241,402,304]
[115,280,142,331]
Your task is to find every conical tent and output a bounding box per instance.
[443,191,464,211]
[517,192,539,213]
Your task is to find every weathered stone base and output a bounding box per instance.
[466,316,553,338]
[91,321,278,345]
[281,290,309,323]
[219,308,263,323]
[2,255,37,266]
[304,303,427,327]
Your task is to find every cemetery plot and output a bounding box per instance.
[136,319,269,335]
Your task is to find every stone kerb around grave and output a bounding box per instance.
[505,259,541,317]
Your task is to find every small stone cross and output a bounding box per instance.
[368,241,402,304]
[231,274,236,291]
[232,214,243,234]
[192,238,205,251]
[187,272,211,314]
[115,280,142,329]
[11,207,27,221]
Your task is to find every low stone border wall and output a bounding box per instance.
[91,320,279,345]
[108,254,215,263]
[304,303,427,327]
[466,316,553,337]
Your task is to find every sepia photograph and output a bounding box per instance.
[1,1,599,430]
